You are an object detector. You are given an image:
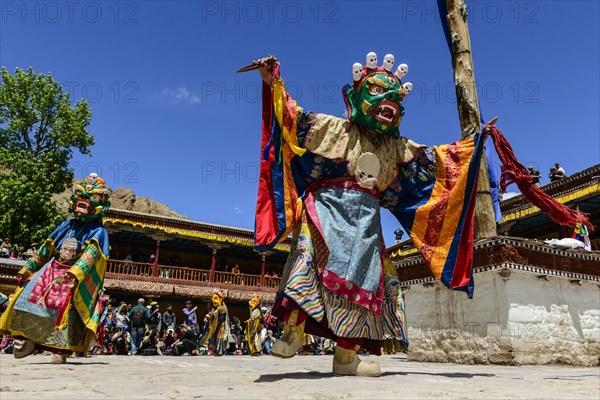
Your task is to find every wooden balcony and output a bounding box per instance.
[105,259,281,291]
[0,258,282,301]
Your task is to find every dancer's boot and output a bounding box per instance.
[50,354,67,364]
[270,309,305,358]
[13,340,35,359]
[332,345,381,377]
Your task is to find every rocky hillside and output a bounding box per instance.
[53,182,188,219]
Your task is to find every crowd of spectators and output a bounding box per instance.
[0,238,36,261]
[82,298,359,357]
[525,162,568,187]
[527,162,567,185]
[84,298,291,357]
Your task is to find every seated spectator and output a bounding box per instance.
[163,328,177,350]
[90,326,111,355]
[111,330,130,355]
[9,246,18,259]
[1,238,11,258]
[137,329,160,356]
[262,329,274,354]
[22,243,36,260]
[172,325,198,356]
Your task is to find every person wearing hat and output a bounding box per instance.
[148,301,162,336]
[128,298,150,354]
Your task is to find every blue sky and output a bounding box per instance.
[1,1,599,245]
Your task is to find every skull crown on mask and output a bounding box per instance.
[68,173,111,221]
[343,52,413,138]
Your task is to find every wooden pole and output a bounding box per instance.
[260,254,266,287]
[209,247,218,283]
[446,0,497,238]
[152,239,160,277]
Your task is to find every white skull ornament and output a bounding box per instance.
[403,82,413,93]
[352,62,363,81]
[87,172,98,185]
[383,54,395,71]
[355,152,381,189]
[366,52,378,69]
[395,63,409,80]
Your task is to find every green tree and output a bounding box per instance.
[0,66,93,248]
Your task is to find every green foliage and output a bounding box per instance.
[0,67,93,247]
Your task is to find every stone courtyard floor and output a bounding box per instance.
[0,353,598,399]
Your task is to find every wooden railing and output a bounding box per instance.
[106,259,280,289]
[108,260,154,277]
[264,276,281,289]
[158,265,210,282]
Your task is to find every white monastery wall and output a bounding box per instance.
[403,271,600,366]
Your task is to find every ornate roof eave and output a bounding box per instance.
[103,208,291,253]
[393,236,600,283]
[501,181,600,224]
[387,239,417,259]
[399,261,600,287]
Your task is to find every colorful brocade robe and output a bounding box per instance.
[0,219,109,353]
[245,307,263,354]
[201,304,229,355]
[254,77,483,353]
